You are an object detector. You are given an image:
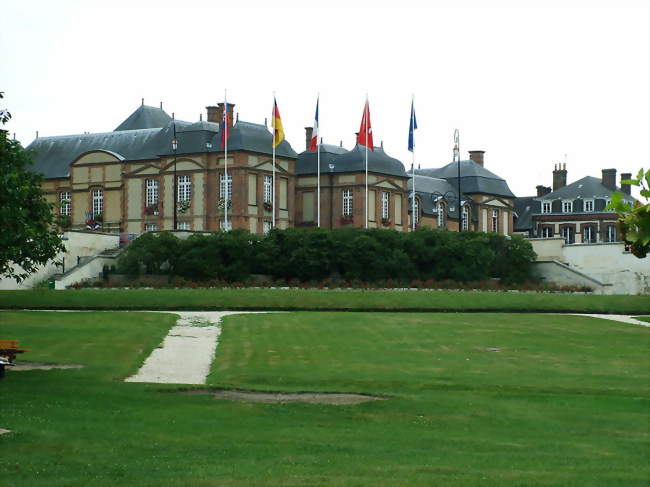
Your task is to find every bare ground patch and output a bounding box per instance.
[10,362,85,371]
[182,389,386,405]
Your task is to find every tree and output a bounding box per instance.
[607,168,650,259]
[0,93,65,281]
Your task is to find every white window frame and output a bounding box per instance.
[605,199,613,211]
[562,200,573,213]
[59,191,71,216]
[177,175,191,202]
[462,204,469,231]
[381,192,390,220]
[583,199,594,213]
[561,226,574,244]
[436,202,445,228]
[145,179,159,207]
[606,225,617,242]
[492,209,499,233]
[92,188,103,217]
[541,201,551,214]
[177,221,191,231]
[541,227,553,238]
[342,189,353,217]
[263,221,272,234]
[263,175,272,204]
[583,225,595,243]
[145,223,157,232]
[220,173,232,201]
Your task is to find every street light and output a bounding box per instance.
[453,129,462,232]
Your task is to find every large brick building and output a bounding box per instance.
[26,101,515,236]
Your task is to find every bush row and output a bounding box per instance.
[71,276,589,293]
[116,228,538,284]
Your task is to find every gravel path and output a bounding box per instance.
[125,311,268,385]
[569,314,650,327]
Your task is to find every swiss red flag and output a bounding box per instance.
[357,100,374,151]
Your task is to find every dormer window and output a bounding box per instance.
[562,200,573,213]
[583,199,594,212]
[541,201,551,214]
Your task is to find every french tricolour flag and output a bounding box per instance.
[310,97,319,151]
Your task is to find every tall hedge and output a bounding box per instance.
[117,228,537,284]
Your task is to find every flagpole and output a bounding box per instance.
[411,95,416,232]
[224,89,229,231]
[365,96,368,229]
[316,94,321,228]
[272,94,276,229]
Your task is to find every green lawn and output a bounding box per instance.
[1,311,648,486]
[1,288,649,313]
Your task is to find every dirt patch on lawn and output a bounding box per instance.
[182,389,385,405]
[10,362,85,371]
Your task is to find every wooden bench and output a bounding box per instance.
[0,339,29,379]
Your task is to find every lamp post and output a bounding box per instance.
[453,129,462,232]
[172,121,178,231]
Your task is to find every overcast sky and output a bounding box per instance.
[2,0,648,197]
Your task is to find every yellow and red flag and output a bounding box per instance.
[272,98,285,148]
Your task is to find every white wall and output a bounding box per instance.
[530,238,650,294]
[0,231,119,290]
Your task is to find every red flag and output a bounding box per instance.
[357,100,374,151]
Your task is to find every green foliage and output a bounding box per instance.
[0,126,65,282]
[607,168,650,258]
[117,227,537,284]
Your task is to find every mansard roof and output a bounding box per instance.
[114,104,172,131]
[26,106,297,178]
[416,160,515,198]
[537,176,624,200]
[296,144,407,178]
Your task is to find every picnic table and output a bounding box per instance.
[0,340,28,379]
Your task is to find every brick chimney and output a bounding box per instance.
[305,127,313,151]
[620,172,632,195]
[552,163,567,191]
[536,185,551,197]
[206,102,235,127]
[601,168,617,190]
[469,150,485,167]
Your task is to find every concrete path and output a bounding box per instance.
[125,311,267,385]
[569,314,650,327]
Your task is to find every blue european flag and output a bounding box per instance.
[408,100,417,152]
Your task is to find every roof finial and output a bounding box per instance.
[320,137,323,144]
[36,130,39,139]
[339,140,342,147]
[199,113,203,121]
[264,117,267,127]
[141,97,144,106]
[380,140,384,149]
[172,112,175,120]
[236,112,239,122]
[160,101,163,110]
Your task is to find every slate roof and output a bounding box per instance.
[406,175,477,220]
[26,107,297,178]
[295,144,349,175]
[513,196,539,231]
[537,176,624,201]
[114,104,172,131]
[296,143,407,178]
[416,160,515,198]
